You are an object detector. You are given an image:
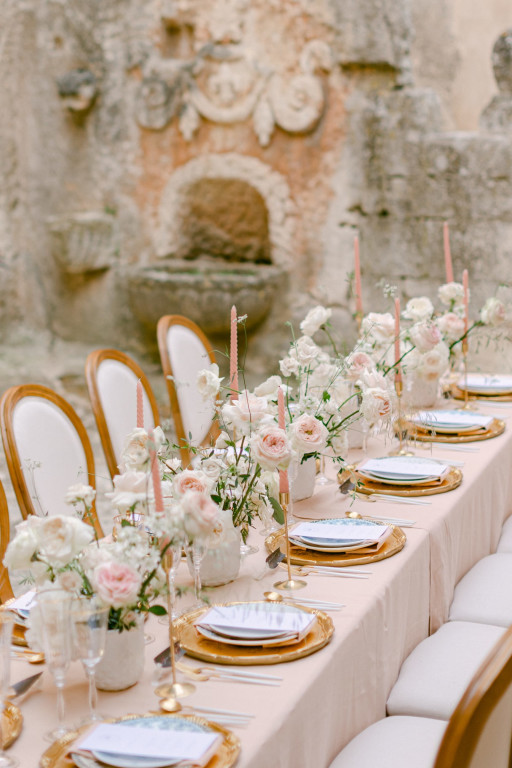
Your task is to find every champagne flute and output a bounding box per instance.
[0,613,18,767]
[158,538,184,624]
[186,538,207,607]
[37,588,73,741]
[71,597,108,724]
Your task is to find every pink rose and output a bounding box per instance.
[92,561,142,608]
[221,391,272,433]
[172,470,211,497]
[250,426,292,471]
[181,492,221,539]
[409,322,442,353]
[437,312,465,341]
[289,414,328,455]
[346,352,375,382]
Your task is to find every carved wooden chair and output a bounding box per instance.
[85,348,160,480]
[0,479,15,605]
[0,384,103,538]
[328,624,512,768]
[157,315,220,467]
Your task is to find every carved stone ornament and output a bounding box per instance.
[56,69,98,113]
[47,212,118,274]
[134,2,332,146]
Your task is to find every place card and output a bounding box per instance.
[359,457,449,478]
[458,374,512,392]
[196,604,316,638]
[411,410,493,429]
[75,723,221,763]
[9,590,36,614]
[292,521,389,543]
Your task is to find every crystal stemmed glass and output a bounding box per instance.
[186,538,207,606]
[37,588,73,741]
[158,538,184,624]
[316,455,334,486]
[0,613,18,767]
[71,597,108,724]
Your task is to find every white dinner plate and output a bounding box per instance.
[290,518,384,552]
[289,537,374,553]
[197,625,300,647]
[91,716,209,768]
[358,470,441,486]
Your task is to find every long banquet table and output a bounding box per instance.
[10,401,512,768]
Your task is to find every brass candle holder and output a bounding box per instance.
[390,376,414,457]
[273,492,307,591]
[460,338,474,410]
[154,549,195,705]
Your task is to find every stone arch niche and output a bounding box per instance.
[128,154,294,335]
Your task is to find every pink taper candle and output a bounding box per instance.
[277,387,289,494]
[463,269,469,335]
[136,379,144,429]
[230,305,238,402]
[394,297,402,384]
[150,441,164,514]
[443,222,454,284]
[354,235,363,316]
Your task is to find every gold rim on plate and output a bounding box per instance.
[353,466,462,497]
[451,384,512,402]
[401,417,505,443]
[266,524,406,568]
[40,712,240,768]
[1,599,28,648]
[2,702,22,749]
[174,601,334,666]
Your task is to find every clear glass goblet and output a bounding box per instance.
[36,588,73,741]
[186,538,207,607]
[316,455,334,486]
[71,597,108,724]
[158,539,184,625]
[0,613,18,767]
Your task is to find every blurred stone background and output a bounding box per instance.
[1,0,512,524]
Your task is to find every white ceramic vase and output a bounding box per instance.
[290,456,317,502]
[187,508,241,587]
[95,619,145,691]
[405,375,440,409]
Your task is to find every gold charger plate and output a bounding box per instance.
[353,466,462,497]
[40,712,240,768]
[402,417,505,444]
[266,525,406,568]
[2,702,22,749]
[451,384,512,402]
[1,598,29,648]
[174,601,333,666]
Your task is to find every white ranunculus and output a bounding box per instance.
[253,375,283,397]
[403,297,434,323]
[38,515,95,567]
[300,305,332,336]
[3,519,40,571]
[361,313,395,345]
[409,322,442,353]
[481,297,507,327]
[437,311,465,341]
[221,391,273,434]
[438,282,465,307]
[279,355,300,377]
[197,363,223,400]
[106,471,149,511]
[64,483,96,507]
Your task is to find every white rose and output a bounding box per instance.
[200,456,224,481]
[410,342,449,380]
[345,352,375,382]
[215,431,230,449]
[361,387,394,427]
[288,414,328,456]
[358,369,388,389]
[181,492,221,540]
[295,336,322,365]
[279,355,300,377]
[361,313,395,345]
[253,375,283,397]
[481,297,507,327]
[39,516,94,567]
[64,483,96,507]
[300,306,332,336]
[437,312,465,341]
[197,363,223,400]
[4,519,40,571]
[438,282,465,307]
[250,426,293,471]
[403,297,434,323]
[409,322,442,353]
[221,391,273,434]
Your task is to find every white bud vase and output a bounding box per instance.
[405,374,440,409]
[95,619,145,691]
[290,456,317,502]
[187,509,241,587]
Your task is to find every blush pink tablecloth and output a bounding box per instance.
[10,401,512,767]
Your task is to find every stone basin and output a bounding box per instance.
[127,259,284,335]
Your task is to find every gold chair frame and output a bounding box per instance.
[157,315,220,468]
[0,480,14,604]
[434,624,512,768]
[85,348,160,480]
[0,384,103,538]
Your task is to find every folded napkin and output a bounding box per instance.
[458,374,512,393]
[359,457,449,481]
[196,604,316,642]
[73,723,221,767]
[411,409,493,431]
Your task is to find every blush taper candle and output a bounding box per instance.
[136,379,144,429]
[277,387,289,494]
[230,305,238,402]
[443,222,454,284]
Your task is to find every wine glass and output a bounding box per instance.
[36,588,73,741]
[316,455,334,486]
[158,539,184,625]
[0,613,18,767]
[71,597,108,724]
[186,538,207,607]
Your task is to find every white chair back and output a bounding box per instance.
[96,359,156,466]
[165,323,216,447]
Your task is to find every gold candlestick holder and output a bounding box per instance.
[460,339,474,410]
[390,377,414,456]
[155,550,195,706]
[274,492,307,591]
